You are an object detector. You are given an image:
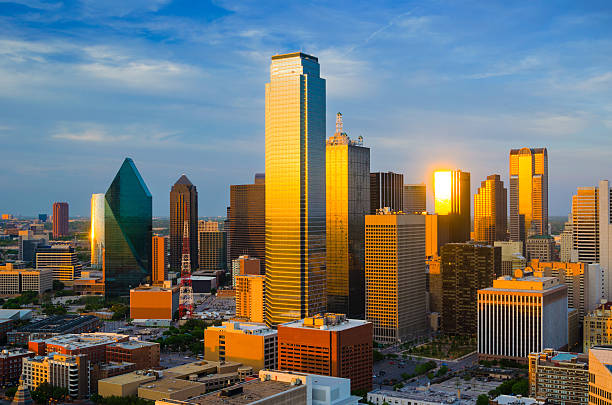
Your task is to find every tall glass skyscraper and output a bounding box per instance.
[474,174,507,245]
[433,169,471,244]
[326,113,370,318]
[90,193,105,269]
[170,175,198,272]
[509,147,548,241]
[264,52,326,325]
[104,158,152,298]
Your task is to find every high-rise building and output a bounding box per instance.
[22,353,90,399]
[36,245,81,284]
[152,235,167,283]
[104,158,152,298]
[474,174,507,245]
[326,113,370,318]
[495,240,526,276]
[560,216,576,262]
[365,212,427,342]
[231,255,261,286]
[478,270,568,362]
[90,194,105,269]
[52,202,69,238]
[228,174,265,269]
[584,302,612,352]
[441,243,500,336]
[264,52,326,325]
[525,235,556,261]
[434,169,470,244]
[588,346,612,405]
[170,175,198,272]
[18,230,47,263]
[425,213,439,258]
[572,187,599,264]
[370,172,403,214]
[528,350,588,404]
[130,285,179,320]
[598,180,612,299]
[509,147,548,241]
[204,321,277,372]
[198,228,226,270]
[403,184,426,214]
[277,314,372,392]
[235,274,265,323]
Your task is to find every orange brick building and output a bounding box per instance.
[277,313,372,391]
[29,333,128,364]
[130,285,179,320]
[105,340,160,370]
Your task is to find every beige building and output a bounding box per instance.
[0,264,53,295]
[494,241,526,277]
[528,349,588,405]
[98,370,157,397]
[22,353,90,399]
[235,274,264,323]
[365,211,427,343]
[584,302,612,352]
[526,235,555,261]
[589,346,612,405]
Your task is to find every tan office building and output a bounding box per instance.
[584,302,612,352]
[528,349,588,405]
[365,212,427,343]
[0,264,53,294]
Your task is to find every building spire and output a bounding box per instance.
[335,112,343,135]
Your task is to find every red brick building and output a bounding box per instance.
[277,313,373,391]
[105,340,160,369]
[28,333,128,364]
[0,348,34,386]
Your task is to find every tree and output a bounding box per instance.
[512,379,529,396]
[477,394,489,405]
[373,350,384,363]
[52,280,65,291]
[5,386,17,398]
[30,382,68,404]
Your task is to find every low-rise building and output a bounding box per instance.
[491,395,546,405]
[0,348,34,386]
[528,349,588,405]
[22,353,90,399]
[584,301,612,352]
[73,271,105,295]
[106,340,160,370]
[368,389,473,405]
[98,369,158,397]
[588,346,612,405]
[28,333,128,363]
[130,285,179,320]
[204,321,276,372]
[0,264,53,295]
[35,245,81,284]
[8,315,101,346]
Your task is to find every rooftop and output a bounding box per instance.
[98,369,159,385]
[139,377,203,394]
[369,389,472,405]
[131,285,178,293]
[110,340,159,350]
[16,315,98,333]
[31,333,127,349]
[271,52,318,62]
[280,313,370,332]
[195,379,301,404]
[208,321,276,336]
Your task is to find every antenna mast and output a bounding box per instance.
[179,205,194,319]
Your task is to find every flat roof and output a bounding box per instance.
[280,317,369,332]
[32,333,127,349]
[196,379,300,404]
[99,371,158,385]
[110,340,158,349]
[209,322,276,336]
[271,52,318,62]
[139,377,203,393]
[17,315,98,333]
[369,389,472,404]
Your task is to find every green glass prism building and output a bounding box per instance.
[104,158,152,298]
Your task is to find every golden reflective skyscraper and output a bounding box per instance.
[474,174,507,244]
[326,113,370,318]
[433,169,470,243]
[264,52,326,325]
[509,147,548,241]
[90,193,105,269]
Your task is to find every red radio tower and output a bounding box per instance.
[178,206,194,319]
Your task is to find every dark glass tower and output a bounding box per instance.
[170,175,198,272]
[370,172,403,214]
[104,158,152,298]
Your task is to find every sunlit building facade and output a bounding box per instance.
[370,172,403,214]
[52,202,69,239]
[572,187,599,264]
[588,346,612,405]
[434,169,470,244]
[326,113,370,318]
[152,235,167,283]
[474,174,507,245]
[90,194,104,269]
[528,350,588,404]
[598,180,612,298]
[235,274,265,323]
[509,147,548,241]
[104,158,152,298]
[403,184,426,214]
[365,212,427,343]
[169,175,198,272]
[264,52,326,325]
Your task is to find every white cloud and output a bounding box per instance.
[4,0,62,11]
[78,0,172,17]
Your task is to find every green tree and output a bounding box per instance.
[5,386,17,398]
[30,382,68,404]
[512,379,529,396]
[477,394,489,405]
[373,350,384,363]
[52,280,65,291]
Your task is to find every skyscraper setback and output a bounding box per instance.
[326,113,370,318]
[474,174,507,244]
[264,52,326,325]
[509,147,548,241]
[52,202,69,238]
[104,158,152,298]
[170,175,198,272]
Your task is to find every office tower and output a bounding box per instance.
[370,172,403,214]
[198,227,226,270]
[528,350,588,404]
[235,274,265,323]
[90,193,105,269]
[434,169,470,243]
[509,147,548,241]
[18,230,47,263]
[22,353,90,399]
[277,314,372,392]
[231,255,261,286]
[427,256,442,314]
[478,269,567,362]
[365,212,427,342]
[530,259,603,322]
[130,285,179,320]
[494,241,525,276]
[599,180,612,299]
[474,174,507,245]
[104,158,152,298]
[425,213,439,258]
[264,52,326,325]
[0,264,53,294]
[152,235,167,283]
[199,220,219,232]
[403,183,426,213]
[588,347,612,405]
[326,113,370,317]
[560,216,576,262]
[170,175,198,272]
[36,245,81,284]
[228,174,265,269]
[572,186,599,263]
[584,302,612,352]
[525,235,555,261]
[204,322,277,372]
[441,243,500,335]
[52,202,69,238]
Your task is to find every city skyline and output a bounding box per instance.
[1,2,611,217]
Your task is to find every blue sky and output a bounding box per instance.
[1,0,611,217]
